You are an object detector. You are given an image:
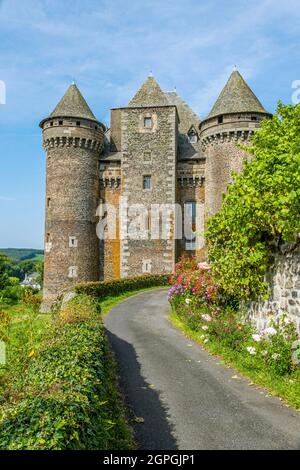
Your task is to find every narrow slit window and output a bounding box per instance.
[218,115,223,124]
[47,197,51,208]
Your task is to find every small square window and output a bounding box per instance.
[144,117,152,128]
[59,120,63,125]
[76,121,81,126]
[50,121,53,126]
[251,116,257,121]
[143,175,151,190]
[68,266,78,278]
[218,115,223,124]
[69,236,78,248]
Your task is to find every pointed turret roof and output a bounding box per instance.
[44,83,98,123]
[207,70,268,119]
[128,75,169,107]
[50,83,97,120]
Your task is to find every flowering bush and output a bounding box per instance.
[169,257,225,306]
[245,314,299,375]
[169,257,300,376]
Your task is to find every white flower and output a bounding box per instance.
[246,346,256,355]
[204,338,209,344]
[271,353,280,360]
[252,334,261,342]
[261,350,268,356]
[263,327,277,338]
[185,298,191,305]
[202,325,209,331]
[201,314,212,322]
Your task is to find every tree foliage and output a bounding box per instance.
[206,103,300,301]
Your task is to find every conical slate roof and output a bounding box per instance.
[49,83,97,121]
[207,71,268,119]
[128,75,169,107]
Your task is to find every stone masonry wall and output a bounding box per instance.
[120,105,178,277]
[249,248,300,331]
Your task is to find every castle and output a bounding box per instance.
[40,70,271,311]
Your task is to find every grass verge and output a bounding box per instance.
[169,309,300,410]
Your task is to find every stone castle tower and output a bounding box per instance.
[40,71,270,310]
[40,84,105,311]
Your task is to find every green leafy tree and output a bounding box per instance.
[206,103,300,301]
[0,254,9,291]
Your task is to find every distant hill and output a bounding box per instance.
[0,248,44,261]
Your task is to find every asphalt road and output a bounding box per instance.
[104,288,300,450]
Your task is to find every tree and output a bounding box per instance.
[0,254,10,291]
[206,103,300,301]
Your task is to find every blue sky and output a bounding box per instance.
[0,0,299,248]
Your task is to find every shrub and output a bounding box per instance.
[206,103,300,301]
[58,294,100,325]
[21,287,41,311]
[246,314,299,375]
[0,295,134,450]
[75,274,170,298]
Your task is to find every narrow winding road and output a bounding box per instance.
[104,289,300,450]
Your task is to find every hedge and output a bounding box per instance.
[75,274,170,298]
[0,296,134,450]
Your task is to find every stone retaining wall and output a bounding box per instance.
[249,247,300,331]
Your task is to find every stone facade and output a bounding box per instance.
[249,247,300,330]
[40,71,271,309]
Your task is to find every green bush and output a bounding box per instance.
[206,103,300,301]
[75,274,170,298]
[0,296,134,450]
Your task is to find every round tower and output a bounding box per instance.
[200,70,271,217]
[40,84,105,311]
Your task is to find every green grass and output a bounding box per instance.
[169,309,300,411]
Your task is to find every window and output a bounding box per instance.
[188,132,198,144]
[50,121,53,127]
[143,175,151,190]
[142,259,152,274]
[251,116,257,121]
[144,117,152,128]
[76,121,81,126]
[69,236,78,248]
[59,120,63,125]
[218,115,223,124]
[68,266,78,278]
[47,197,51,208]
[184,201,196,251]
[45,233,52,253]
[95,125,98,130]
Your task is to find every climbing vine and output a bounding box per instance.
[206,102,300,301]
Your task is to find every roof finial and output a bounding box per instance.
[174,86,177,92]
[71,78,76,85]
[149,70,154,78]
[233,64,238,72]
